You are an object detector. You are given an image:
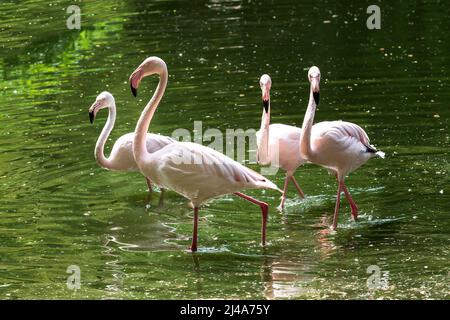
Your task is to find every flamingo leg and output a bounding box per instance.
[190,207,199,252]
[158,188,165,208]
[331,182,343,230]
[333,174,358,221]
[234,192,269,246]
[145,177,152,193]
[342,184,358,220]
[290,176,305,198]
[278,176,290,210]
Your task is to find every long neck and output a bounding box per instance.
[257,99,271,165]
[300,88,316,159]
[133,70,168,166]
[95,104,116,169]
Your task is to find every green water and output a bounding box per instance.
[0,0,449,299]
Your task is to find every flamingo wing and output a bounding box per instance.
[313,121,378,153]
[148,142,280,204]
[145,133,175,151]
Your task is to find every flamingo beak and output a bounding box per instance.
[261,87,270,113]
[88,101,101,124]
[89,111,95,124]
[129,69,142,98]
[311,78,320,106]
[130,82,137,98]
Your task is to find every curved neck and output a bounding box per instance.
[133,70,168,166]
[95,104,116,169]
[300,88,316,159]
[257,99,271,165]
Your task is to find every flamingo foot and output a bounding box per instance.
[277,197,286,212]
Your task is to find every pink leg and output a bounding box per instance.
[234,192,269,246]
[342,184,358,220]
[290,176,305,198]
[146,177,166,195]
[145,177,152,193]
[331,182,343,230]
[333,173,358,221]
[190,207,199,252]
[158,188,165,207]
[278,176,290,210]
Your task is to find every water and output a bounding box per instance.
[0,0,449,299]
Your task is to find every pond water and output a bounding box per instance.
[0,0,448,299]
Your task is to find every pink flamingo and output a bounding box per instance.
[300,66,385,230]
[88,91,174,192]
[256,74,307,210]
[129,56,281,252]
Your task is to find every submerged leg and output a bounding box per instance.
[278,176,290,211]
[331,181,343,230]
[234,192,269,246]
[190,207,199,252]
[290,176,305,198]
[342,184,358,220]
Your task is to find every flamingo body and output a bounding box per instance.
[107,132,175,171]
[140,141,279,207]
[310,120,384,178]
[257,123,305,174]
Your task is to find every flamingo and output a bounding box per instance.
[88,91,174,192]
[256,74,307,210]
[129,56,281,252]
[300,66,385,230]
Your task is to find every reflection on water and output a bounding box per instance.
[102,236,131,297]
[0,0,449,299]
[261,256,315,299]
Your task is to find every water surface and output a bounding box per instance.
[0,0,449,299]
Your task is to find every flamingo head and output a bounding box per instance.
[308,66,321,106]
[129,56,167,97]
[259,74,272,113]
[89,91,115,124]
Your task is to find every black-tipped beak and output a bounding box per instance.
[263,100,269,113]
[130,82,137,97]
[313,92,320,106]
[89,111,95,124]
